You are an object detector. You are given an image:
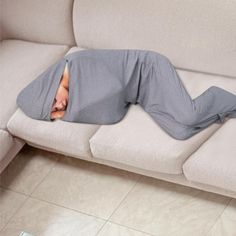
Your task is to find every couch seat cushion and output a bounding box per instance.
[7,108,100,159]
[183,119,236,192]
[89,69,236,174]
[0,39,69,130]
[89,105,219,175]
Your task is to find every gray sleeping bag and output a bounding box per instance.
[16,49,236,140]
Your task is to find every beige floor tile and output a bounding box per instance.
[97,221,152,236]
[0,187,27,231]
[0,197,104,236]
[32,155,140,219]
[0,145,60,195]
[110,176,231,236]
[207,198,236,236]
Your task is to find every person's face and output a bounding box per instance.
[51,84,69,119]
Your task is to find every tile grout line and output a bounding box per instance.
[1,149,144,234]
[29,194,108,221]
[94,220,107,236]
[29,155,143,236]
[0,146,33,232]
[0,188,31,233]
[205,197,233,235]
[29,154,144,235]
[98,175,152,236]
[105,175,157,236]
[107,174,142,222]
[25,153,110,222]
[0,146,61,198]
[28,153,62,197]
[107,185,232,236]
[0,151,107,233]
[0,185,29,197]
[1,148,232,236]
[0,186,108,234]
[94,174,143,236]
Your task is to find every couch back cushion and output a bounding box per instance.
[73,0,236,78]
[2,0,75,46]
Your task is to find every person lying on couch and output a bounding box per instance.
[16,49,236,140]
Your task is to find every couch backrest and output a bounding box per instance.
[73,0,236,78]
[1,0,76,46]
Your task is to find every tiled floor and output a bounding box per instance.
[0,144,236,236]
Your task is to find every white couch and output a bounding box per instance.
[1,0,236,199]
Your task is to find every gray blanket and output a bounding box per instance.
[16,49,236,140]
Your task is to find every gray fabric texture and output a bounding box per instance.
[16,49,236,140]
